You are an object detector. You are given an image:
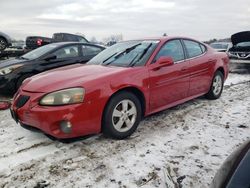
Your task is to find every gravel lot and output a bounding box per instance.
[0,73,250,188]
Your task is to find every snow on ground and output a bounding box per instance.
[0,73,250,188]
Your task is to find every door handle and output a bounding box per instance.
[181,67,188,71]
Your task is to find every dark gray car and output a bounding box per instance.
[0,32,12,51]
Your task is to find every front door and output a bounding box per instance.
[148,39,190,112]
[41,44,82,70]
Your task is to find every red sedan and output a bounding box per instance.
[11,37,229,140]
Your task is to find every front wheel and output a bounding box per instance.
[205,71,224,100]
[102,91,142,139]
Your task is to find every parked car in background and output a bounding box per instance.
[211,140,250,188]
[26,33,89,50]
[0,42,105,95]
[210,42,232,52]
[228,31,250,73]
[0,32,12,52]
[10,36,229,140]
[26,36,52,50]
[228,31,250,62]
[1,41,28,58]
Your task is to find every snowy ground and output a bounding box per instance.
[0,73,250,188]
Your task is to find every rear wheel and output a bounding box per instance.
[205,71,224,100]
[102,91,142,139]
[0,37,7,51]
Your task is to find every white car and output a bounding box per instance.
[210,42,232,52]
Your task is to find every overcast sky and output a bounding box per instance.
[0,0,250,41]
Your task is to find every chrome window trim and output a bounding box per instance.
[184,51,207,61]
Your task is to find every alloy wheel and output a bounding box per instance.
[112,99,137,132]
[212,75,222,96]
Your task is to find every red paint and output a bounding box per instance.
[0,101,11,110]
[11,37,229,139]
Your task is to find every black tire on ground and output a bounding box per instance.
[16,74,34,91]
[0,37,7,51]
[205,71,224,100]
[102,91,142,139]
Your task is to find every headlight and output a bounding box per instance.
[228,52,237,58]
[0,64,24,75]
[40,88,85,106]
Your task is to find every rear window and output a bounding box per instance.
[82,45,103,56]
[183,40,204,58]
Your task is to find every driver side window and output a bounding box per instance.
[154,40,184,63]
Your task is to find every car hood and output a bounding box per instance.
[0,58,28,69]
[231,31,250,45]
[22,64,128,93]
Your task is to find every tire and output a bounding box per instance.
[0,37,7,51]
[102,91,142,139]
[16,74,34,91]
[205,71,224,100]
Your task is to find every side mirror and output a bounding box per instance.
[156,56,174,67]
[44,54,57,61]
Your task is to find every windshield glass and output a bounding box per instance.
[210,43,228,49]
[21,43,60,60]
[87,40,159,67]
[236,42,250,47]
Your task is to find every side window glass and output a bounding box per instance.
[183,40,203,58]
[155,40,184,62]
[78,37,88,43]
[82,45,102,56]
[53,45,79,59]
[65,35,77,41]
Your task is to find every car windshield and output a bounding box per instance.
[87,40,159,67]
[236,42,250,47]
[21,43,60,60]
[210,43,228,50]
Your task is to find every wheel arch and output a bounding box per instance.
[109,86,146,116]
[0,36,7,42]
[101,86,146,132]
[216,67,225,76]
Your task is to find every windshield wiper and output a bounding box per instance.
[102,52,118,64]
[128,43,152,67]
[103,43,141,66]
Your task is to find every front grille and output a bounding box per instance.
[16,95,30,108]
[230,52,250,60]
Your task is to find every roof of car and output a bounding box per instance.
[124,36,203,43]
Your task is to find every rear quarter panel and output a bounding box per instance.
[214,51,230,80]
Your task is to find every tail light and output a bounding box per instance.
[37,39,43,46]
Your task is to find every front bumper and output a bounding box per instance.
[11,90,102,139]
[229,59,250,73]
[230,59,250,64]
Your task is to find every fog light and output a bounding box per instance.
[60,120,72,134]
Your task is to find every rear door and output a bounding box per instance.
[148,39,190,112]
[80,44,104,63]
[182,40,214,96]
